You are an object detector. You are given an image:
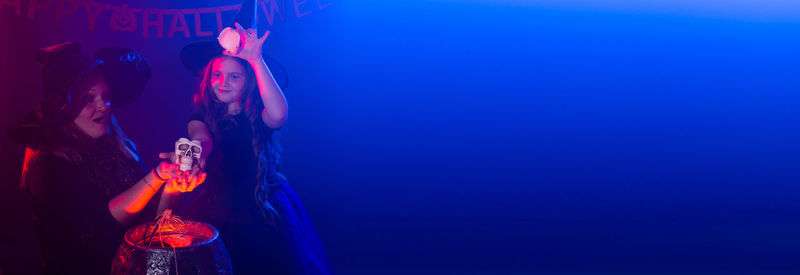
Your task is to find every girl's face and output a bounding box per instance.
[73,80,111,139]
[210,57,247,104]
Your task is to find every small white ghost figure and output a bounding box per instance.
[174,138,202,172]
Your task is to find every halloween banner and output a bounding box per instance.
[0,0,333,38]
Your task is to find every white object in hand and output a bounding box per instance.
[217,27,243,54]
[175,138,202,172]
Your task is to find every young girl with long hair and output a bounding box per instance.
[180,24,331,274]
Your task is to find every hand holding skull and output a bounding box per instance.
[158,138,207,194]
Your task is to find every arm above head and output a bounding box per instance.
[223,25,288,129]
[250,57,288,129]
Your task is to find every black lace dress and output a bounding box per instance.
[23,137,149,274]
[184,112,332,274]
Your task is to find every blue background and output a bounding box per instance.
[2,0,800,273]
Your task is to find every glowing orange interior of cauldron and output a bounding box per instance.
[125,221,216,249]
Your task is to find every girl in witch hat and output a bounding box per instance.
[177,3,331,273]
[8,42,206,274]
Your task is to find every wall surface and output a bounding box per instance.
[2,0,800,274]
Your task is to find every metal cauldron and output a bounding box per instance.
[111,220,232,274]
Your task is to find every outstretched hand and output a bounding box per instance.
[165,167,207,194]
[223,22,269,62]
[158,152,207,194]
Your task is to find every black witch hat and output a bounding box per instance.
[179,0,288,90]
[8,42,151,148]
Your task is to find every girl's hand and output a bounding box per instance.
[158,151,206,193]
[223,22,269,63]
[196,157,206,170]
[186,166,207,191]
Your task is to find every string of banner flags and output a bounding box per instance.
[1,0,333,38]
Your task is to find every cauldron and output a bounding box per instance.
[111,220,232,274]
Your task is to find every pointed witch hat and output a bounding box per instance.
[179,0,288,90]
[8,42,151,148]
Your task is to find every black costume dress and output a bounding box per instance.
[184,112,331,274]
[23,137,150,274]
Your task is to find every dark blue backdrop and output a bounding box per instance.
[2,0,800,274]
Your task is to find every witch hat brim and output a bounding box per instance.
[92,46,152,107]
[179,40,289,90]
[180,0,288,90]
[7,42,151,148]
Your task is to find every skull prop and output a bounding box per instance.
[217,27,243,55]
[174,138,202,171]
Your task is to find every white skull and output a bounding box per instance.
[174,138,202,171]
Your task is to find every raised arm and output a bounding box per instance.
[251,55,288,128]
[225,23,288,129]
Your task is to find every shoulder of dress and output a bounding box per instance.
[29,151,73,168]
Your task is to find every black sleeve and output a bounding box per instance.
[189,112,205,124]
[27,153,126,240]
